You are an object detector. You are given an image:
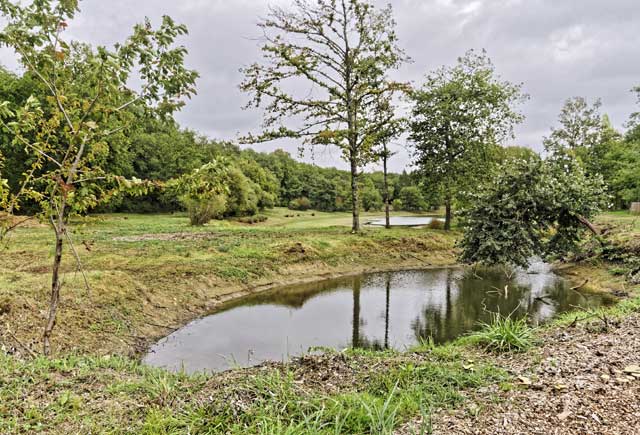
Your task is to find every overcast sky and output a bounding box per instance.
[1,0,639,171]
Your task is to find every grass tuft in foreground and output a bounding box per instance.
[470,312,536,353]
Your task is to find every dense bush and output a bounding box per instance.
[185,195,227,226]
[237,214,268,224]
[288,197,312,211]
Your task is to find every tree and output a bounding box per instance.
[458,158,608,268]
[0,0,198,354]
[398,186,427,212]
[369,92,404,228]
[409,50,526,230]
[361,179,383,211]
[240,0,407,232]
[170,161,229,225]
[543,97,608,173]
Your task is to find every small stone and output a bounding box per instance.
[623,365,640,374]
[554,383,569,391]
[600,374,611,382]
[518,376,532,386]
[557,410,572,421]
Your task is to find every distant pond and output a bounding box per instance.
[144,261,614,373]
[366,216,444,227]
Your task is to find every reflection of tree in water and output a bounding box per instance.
[351,274,392,351]
[411,267,615,344]
[412,269,539,344]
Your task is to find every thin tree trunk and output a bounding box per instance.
[350,152,360,233]
[43,215,65,355]
[383,149,390,229]
[444,195,452,231]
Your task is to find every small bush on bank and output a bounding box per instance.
[470,313,536,353]
[427,219,444,230]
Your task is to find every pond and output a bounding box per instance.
[144,261,615,373]
[366,216,443,227]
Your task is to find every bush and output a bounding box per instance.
[391,199,402,211]
[237,215,268,224]
[184,194,226,226]
[288,197,312,211]
[470,312,536,353]
[427,219,444,230]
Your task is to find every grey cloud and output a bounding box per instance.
[1,0,638,171]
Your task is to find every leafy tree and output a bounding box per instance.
[0,0,197,353]
[240,0,407,232]
[459,158,608,268]
[225,167,259,217]
[361,179,383,211]
[170,161,229,225]
[398,186,427,212]
[409,50,526,230]
[369,92,404,227]
[496,145,539,164]
[543,97,610,174]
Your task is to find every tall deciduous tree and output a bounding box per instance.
[0,0,198,354]
[240,0,407,232]
[543,97,609,172]
[409,50,526,230]
[369,93,404,228]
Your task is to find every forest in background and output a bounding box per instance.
[3,64,638,221]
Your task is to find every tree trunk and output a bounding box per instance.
[444,196,452,231]
[43,219,64,355]
[383,150,390,229]
[576,214,599,236]
[350,152,360,233]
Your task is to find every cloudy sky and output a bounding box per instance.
[1,0,639,171]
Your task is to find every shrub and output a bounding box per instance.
[427,219,444,230]
[470,312,536,353]
[237,215,268,224]
[184,194,226,226]
[288,197,312,211]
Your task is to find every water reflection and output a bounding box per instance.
[144,263,614,373]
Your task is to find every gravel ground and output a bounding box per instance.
[404,314,640,435]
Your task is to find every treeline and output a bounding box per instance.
[0,66,428,216]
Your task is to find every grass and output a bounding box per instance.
[469,313,537,353]
[0,346,506,434]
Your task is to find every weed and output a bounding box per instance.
[470,312,536,353]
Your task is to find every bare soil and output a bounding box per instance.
[404,314,640,435]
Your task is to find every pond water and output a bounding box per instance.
[144,262,614,373]
[367,216,443,226]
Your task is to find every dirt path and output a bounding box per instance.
[402,313,640,434]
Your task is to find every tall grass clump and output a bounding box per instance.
[471,312,536,353]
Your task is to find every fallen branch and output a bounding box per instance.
[570,279,589,291]
[4,325,37,358]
